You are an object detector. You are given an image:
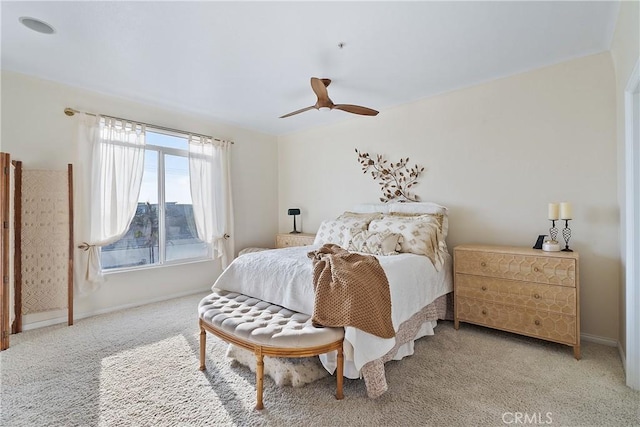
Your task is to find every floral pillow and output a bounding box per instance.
[343,229,402,256]
[313,218,369,246]
[388,212,447,247]
[368,215,445,270]
[388,202,449,239]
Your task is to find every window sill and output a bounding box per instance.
[102,257,215,276]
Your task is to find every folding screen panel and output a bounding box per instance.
[11,160,21,333]
[9,161,16,335]
[20,168,73,323]
[1,153,11,350]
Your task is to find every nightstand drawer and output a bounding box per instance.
[455,250,576,287]
[275,233,316,249]
[456,297,576,344]
[455,274,576,315]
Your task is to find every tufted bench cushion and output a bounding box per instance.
[198,289,345,410]
[199,291,344,348]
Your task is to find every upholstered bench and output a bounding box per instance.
[198,289,345,410]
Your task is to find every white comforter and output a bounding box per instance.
[212,244,453,377]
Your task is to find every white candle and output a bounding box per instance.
[548,203,559,220]
[560,202,572,220]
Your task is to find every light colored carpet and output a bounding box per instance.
[226,344,330,388]
[1,292,638,427]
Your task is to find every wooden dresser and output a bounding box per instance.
[275,233,316,249]
[453,244,580,359]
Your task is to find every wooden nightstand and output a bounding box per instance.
[275,233,316,249]
[454,244,580,359]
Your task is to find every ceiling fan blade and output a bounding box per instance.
[282,78,378,118]
[310,77,331,103]
[279,105,316,118]
[333,104,379,116]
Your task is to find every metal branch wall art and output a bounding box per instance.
[355,149,425,203]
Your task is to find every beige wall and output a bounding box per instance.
[2,28,630,344]
[278,52,619,341]
[1,71,279,326]
[610,0,640,355]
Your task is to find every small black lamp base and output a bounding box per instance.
[290,214,300,234]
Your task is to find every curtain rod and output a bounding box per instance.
[63,107,234,144]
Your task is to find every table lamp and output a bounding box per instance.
[288,208,301,234]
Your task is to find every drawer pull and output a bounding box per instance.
[534,293,541,299]
[534,320,541,326]
[481,286,487,291]
[481,309,487,315]
[533,267,540,272]
[480,262,487,267]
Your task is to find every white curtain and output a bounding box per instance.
[188,136,234,268]
[75,115,146,291]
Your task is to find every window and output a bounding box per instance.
[101,129,209,270]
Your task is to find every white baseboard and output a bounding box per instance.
[618,342,627,370]
[580,332,618,347]
[21,288,210,332]
[584,336,632,377]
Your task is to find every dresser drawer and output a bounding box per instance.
[455,274,576,316]
[457,296,576,345]
[455,250,576,287]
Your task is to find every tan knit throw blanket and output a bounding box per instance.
[307,244,395,339]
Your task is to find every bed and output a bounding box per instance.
[211,202,453,397]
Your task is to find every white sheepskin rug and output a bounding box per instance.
[226,344,330,387]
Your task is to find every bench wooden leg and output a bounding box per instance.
[200,310,344,410]
[199,327,206,371]
[336,345,344,400]
[255,348,264,410]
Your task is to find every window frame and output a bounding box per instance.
[101,127,211,274]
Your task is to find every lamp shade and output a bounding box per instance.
[288,208,301,216]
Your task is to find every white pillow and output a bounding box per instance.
[343,229,402,256]
[389,202,449,239]
[314,218,368,246]
[350,203,391,214]
[388,202,448,215]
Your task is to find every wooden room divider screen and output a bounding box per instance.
[0,159,74,351]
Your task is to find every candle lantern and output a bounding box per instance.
[559,202,573,252]
[548,203,559,243]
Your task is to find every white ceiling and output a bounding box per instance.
[1,1,620,136]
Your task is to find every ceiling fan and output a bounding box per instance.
[280,77,379,118]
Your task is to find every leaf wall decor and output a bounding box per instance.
[355,149,425,203]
